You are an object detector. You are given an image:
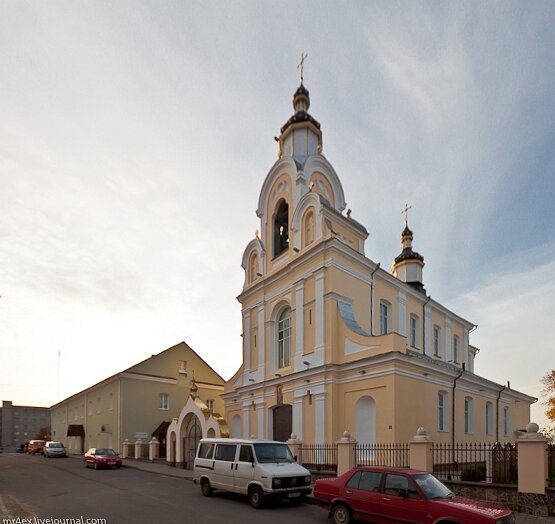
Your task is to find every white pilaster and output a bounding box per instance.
[257,305,265,380]
[314,268,326,365]
[242,403,251,439]
[292,393,304,440]
[398,291,407,337]
[314,392,326,444]
[424,304,432,355]
[243,310,251,380]
[257,401,265,439]
[445,318,452,362]
[294,281,305,370]
[463,328,469,370]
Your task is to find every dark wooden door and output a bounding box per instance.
[273,404,292,442]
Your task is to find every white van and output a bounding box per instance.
[193,438,312,508]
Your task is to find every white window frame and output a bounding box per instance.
[380,301,391,335]
[206,399,215,412]
[438,391,448,432]
[464,397,473,434]
[486,402,493,435]
[433,326,441,357]
[410,315,419,348]
[160,393,169,410]
[277,308,291,369]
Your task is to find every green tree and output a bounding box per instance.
[541,370,555,424]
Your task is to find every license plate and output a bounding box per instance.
[108,461,115,465]
[288,493,300,498]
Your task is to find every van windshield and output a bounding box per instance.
[253,443,295,464]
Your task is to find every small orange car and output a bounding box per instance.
[27,440,46,455]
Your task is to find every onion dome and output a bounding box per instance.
[280,83,321,135]
[392,223,426,294]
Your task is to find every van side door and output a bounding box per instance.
[234,444,256,494]
[212,444,238,490]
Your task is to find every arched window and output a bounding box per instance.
[438,391,448,432]
[464,397,473,434]
[273,199,289,257]
[231,414,241,438]
[303,209,315,247]
[249,252,259,283]
[277,308,291,369]
[355,396,376,444]
[486,402,493,435]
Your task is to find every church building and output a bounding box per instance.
[222,79,534,445]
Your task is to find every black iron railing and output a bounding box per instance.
[355,443,409,468]
[432,442,517,484]
[299,443,337,472]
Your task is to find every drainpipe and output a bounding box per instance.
[369,263,381,336]
[422,295,431,354]
[452,364,465,456]
[495,385,506,442]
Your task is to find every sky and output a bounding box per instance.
[1,1,554,430]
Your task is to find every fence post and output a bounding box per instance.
[336,431,356,476]
[134,439,142,460]
[121,438,130,459]
[149,437,160,461]
[409,427,433,473]
[517,422,548,495]
[287,434,302,465]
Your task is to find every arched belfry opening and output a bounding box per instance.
[273,199,289,257]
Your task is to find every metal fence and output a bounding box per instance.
[355,443,409,468]
[299,443,337,473]
[548,443,555,488]
[432,442,518,484]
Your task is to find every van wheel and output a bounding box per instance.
[331,503,352,524]
[201,478,213,497]
[248,486,265,509]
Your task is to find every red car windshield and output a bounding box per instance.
[412,473,453,499]
[96,449,116,456]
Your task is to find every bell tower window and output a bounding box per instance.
[273,199,289,257]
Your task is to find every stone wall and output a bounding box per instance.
[443,481,555,517]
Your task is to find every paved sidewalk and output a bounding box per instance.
[117,458,554,523]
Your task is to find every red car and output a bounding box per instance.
[313,466,515,524]
[84,448,122,470]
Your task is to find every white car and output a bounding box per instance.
[43,441,67,458]
[193,438,311,508]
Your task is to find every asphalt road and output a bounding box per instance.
[0,453,326,524]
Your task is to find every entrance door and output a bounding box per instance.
[184,415,202,470]
[272,404,292,442]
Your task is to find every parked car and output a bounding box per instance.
[83,448,122,469]
[193,438,312,508]
[27,440,46,455]
[43,441,67,458]
[312,466,515,524]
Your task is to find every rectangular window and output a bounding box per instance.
[503,407,510,437]
[178,360,187,374]
[453,335,460,363]
[206,399,215,412]
[486,402,493,435]
[215,444,237,462]
[278,312,291,369]
[438,392,447,432]
[380,302,390,335]
[410,315,419,348]
[160,393,169,410]
[198,443,214,459]
[433,326,441,357]
[464,397,473,433]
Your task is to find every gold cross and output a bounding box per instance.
[402,203,412,225]
[298,52,308,84]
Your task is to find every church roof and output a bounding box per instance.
[394,247,424,264]
[280,83,321,134]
